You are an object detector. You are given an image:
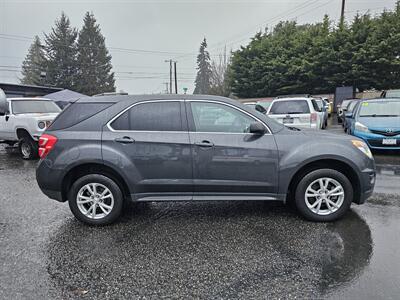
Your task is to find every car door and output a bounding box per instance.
[102,100,193,201]
[0,101,14,140]
[186,100,279,200]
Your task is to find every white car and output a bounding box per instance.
[0,93,61,159]
[266,97,322,129]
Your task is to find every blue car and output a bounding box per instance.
[344,100,361,133]
[349,98,400,150]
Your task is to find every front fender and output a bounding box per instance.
[275,133,372,195]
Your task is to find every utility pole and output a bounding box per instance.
[340,0,346,25]
[165,59,173,94]
[174,61,178,94]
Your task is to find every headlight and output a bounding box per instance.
[352,140,373,159]
[354,121,369,133]
[38,121,46,129]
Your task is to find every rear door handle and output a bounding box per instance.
[114,136,135,144]
[194,140,214,148]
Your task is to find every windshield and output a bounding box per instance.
[269,100,310,114]
[386,90,400,98]
[12,100,61,114]
[347,101,358,112]
[359,101,400,117]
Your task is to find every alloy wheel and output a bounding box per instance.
[76,183,115,219]
[304,177,345,216]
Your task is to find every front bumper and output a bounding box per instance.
[357,167,376,204]
[353,130,400,150]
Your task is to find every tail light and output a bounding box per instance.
[310,112,318,123]
[38,134,58,159]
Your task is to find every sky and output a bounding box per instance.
[0,0,397,95]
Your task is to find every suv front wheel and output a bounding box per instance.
[295,169,353,222]
[68,174,124,225]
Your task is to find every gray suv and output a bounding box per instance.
[36,95,376,225]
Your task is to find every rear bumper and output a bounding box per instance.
[41,188,63,202]
[36,159,65,202]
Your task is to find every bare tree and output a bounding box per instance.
[209,46,231,97]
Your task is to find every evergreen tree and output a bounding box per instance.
[229,2,400,97]
[20,36,48,85]
[44,12,78,89]
[194,38,212,94]
[76,12,115,95]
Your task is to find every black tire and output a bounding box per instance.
[68,174,124,225]
[295,169,353,222]
[19,136,38,160]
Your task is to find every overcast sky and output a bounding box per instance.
[0,0,396,94]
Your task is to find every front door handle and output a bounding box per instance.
[114,136,135,144]
[194,140,214,148]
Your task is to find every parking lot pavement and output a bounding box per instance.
[1,136,400,299]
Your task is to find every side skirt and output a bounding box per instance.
[131,193,286,202]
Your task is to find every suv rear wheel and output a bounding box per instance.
[68,174,123,225]
[295,169,353,222]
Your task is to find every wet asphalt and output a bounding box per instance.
[1,124,400,299]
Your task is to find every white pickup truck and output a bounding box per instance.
[0,89,61,159]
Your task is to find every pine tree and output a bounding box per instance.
[194,38,212,94]
[76,12,115,95]
[20,36,47,85]
[44,12,78,89]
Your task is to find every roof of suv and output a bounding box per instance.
[73,94,285,133]
[270,97,313,102]
[8,97,52,101]
[76,94,232,104]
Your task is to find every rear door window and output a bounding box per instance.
[111,101,183,131]
[269,100,310,114]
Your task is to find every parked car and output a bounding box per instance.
[0,92,61,159]
[267,97,322,129]
[343,100,361,133]
[337,99,357,124]
[349,98,400,150]
[314,98,328,129]
[36,94,375,225]
[381,89,400,98]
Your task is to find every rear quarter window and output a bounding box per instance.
[48,102,113,131]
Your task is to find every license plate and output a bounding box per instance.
[283,118,294,124]
[382,139,397,145]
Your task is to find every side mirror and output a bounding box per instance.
[249,122,266,135]
[345,112,353,118]
[254,104,267,114]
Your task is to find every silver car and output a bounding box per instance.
[267,97,322,129]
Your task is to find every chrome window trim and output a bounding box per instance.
[107,99,272,134]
